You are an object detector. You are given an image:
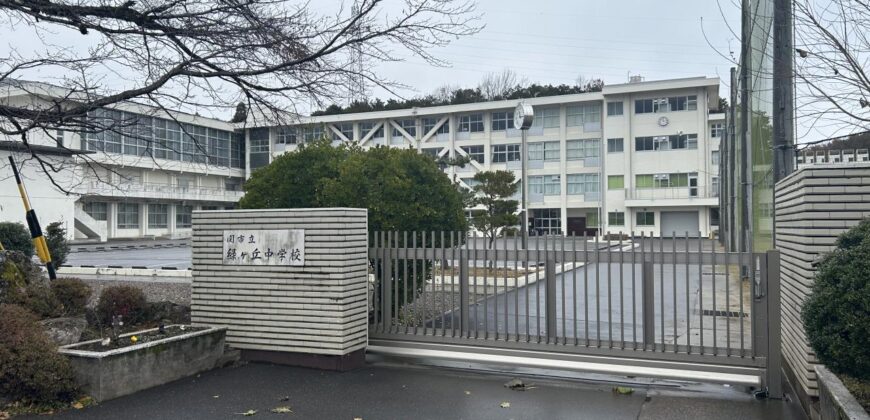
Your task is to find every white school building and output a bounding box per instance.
[1,76,723,241]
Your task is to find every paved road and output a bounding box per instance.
[24,362,804,420]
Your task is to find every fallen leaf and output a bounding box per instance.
[72,402,84,409]
[213,395,220,399]
[0,411,9,420]
[464,390,471,395]
[612,386,634,395]
[270,406,293,414]
[354,417,363,420]
[499,401,511,408]
[237,409,258,416]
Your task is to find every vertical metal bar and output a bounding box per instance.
[712,236,718,354]
[525,232,530,342]
[595,234,600,346]
[472,231,478,339]
[451,231,457,337]
[584,231,589,346]
[546,244,557,344]
[740,249,746,356]
[698,231,704,353]
[393,232,399,334]
[403,231,409,335]
[725,244,732,356]
[642,258,655,351]
[561,232,567,344]
[765,250,783,399]
[659,233,664,350]
[672,231,677,353]
[632,231,637,349]
[412,232,418,335]
[429,231,436,335]
[685,231,691,354]
[751,254,760,358]
[460,232,469,338]
[572,232,578,346]
[421,231,428,335]
[484,233,489,340]
[383,231,393,332]
[441,231,446,337]
[513,232,519,342]
[619,232,625,349]
[538,233,545,343]
[502,230,509,341]
[606,232,612,348]
[374,231,381,331]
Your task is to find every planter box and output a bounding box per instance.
[59,326,226,402]
[816,365,870,420]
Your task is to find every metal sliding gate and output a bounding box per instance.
[367,232,781,397]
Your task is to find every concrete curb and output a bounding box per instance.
[58,266,192,278]
[815,365,870,420]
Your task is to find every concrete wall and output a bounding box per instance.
[774,163,870,405]
[190,208,369,357]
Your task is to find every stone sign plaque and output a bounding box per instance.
[222,229,304,266]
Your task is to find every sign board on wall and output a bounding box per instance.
[222,229,305,266]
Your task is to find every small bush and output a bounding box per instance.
[802,219,870,380]
[0,304,77,403]
[96,285,147,325]
[51,278,91,316]
[14,284,63,319]
[45,222,70,268]
[0,222,33,257]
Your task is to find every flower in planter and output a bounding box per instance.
[130,336,138,344]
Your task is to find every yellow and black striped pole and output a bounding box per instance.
[8,156,56,279]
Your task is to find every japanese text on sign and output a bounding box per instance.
[222,229,304,266]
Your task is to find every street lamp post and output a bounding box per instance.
[514,102,534,250]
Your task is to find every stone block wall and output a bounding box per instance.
[191,208,368,357]
[774,163,870,403]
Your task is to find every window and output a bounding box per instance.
[492,144,521,162]
[458,114,484,132]
[529,175,560,195]
[55,129,64,147]
[301,125,323,142]
[636,173,690,188]
[566,139,600,160]
[491,111,514,131]
[461,177,480,189]
[711,123,724,138]
[566,104,601,126]
[636,211,655,226]
[634,95,698,114]
[83,202,108,221]
[607,102,624,116]
[608,175,624,190]
[608,211,625,226]
[538,107,560,128]
[711,207,720,226]
[532,208,561,234]
[117,203,139,229]
[528,141,560,161]
[712,150,720,165]
[231,131,245,169]
[587,212,599,228]
[567,173,599,194]
[148,204,169,229]
[422,117,449,134]
[712,177,720,197]
[392,119,416,138]
[249,128,270,152]
[176,205,193,228]
[225,178,243,191]
[461,145,485,163]
[635,134,698,151]
[153,119,181,160]
[607,138,624,153]
[360,121,384,139]
[332,123,353,141]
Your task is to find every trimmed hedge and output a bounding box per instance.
[802,219,870,380]
[96,285,147,325]
[0,304,77,403]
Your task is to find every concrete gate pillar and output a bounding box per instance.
[191,208,369,370]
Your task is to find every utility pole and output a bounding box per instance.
[729,67,739,252]
[773,0,795,183]
[740,0,753,256]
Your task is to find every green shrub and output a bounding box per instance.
[45,221,70,268]
[51,278,91,316]
[0,222,33,257]
[0,304,77,403]
[802,219,870,380]
[96,285,147,325]
[13,283,63,319]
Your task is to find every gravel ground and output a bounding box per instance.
[79,278,191,307]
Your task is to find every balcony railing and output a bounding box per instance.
[75,181,245,202]
[626,186,717,201]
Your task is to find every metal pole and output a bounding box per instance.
[729,67,739,252]
[521,128,528,250]
[740,0,753,256]
[773,0,795,183]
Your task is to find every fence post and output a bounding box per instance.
[642,261,655,350]
[765,250,783,399]
[545,257,557,344]
[459,249,469,337]
[382,239,392,332]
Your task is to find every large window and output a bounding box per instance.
[276,127,297,144]
[608,211,625,226]
[360,121,384,139]
[537,107,560,128]
[532,208,561,234]
[528,141,560,161]
[458,114,484,132]
[608,175,624,190]
[606,102,624,116]
[491,111,514,131]
[392,119,416,138]
[422,117,449,134]
[461,145,485,163]
[148,204,169,229]
[492,144,520,162]
[636,211,655,226]
[635,95,698,114]
[636,173,691,188]
[529,175,561,195]
[176,205,193,228]
[566,104,601,126]
[567,173,599,194]
[635,134,698,151]
[566,139,599,160]
[607,138,624,153]
[712,150,720,165]
[712,177,720,197]
[117,203,139,229]
[83,202,108,221]
[711,208,720,226]
[711,123,724,138]
[332,123,353,141]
